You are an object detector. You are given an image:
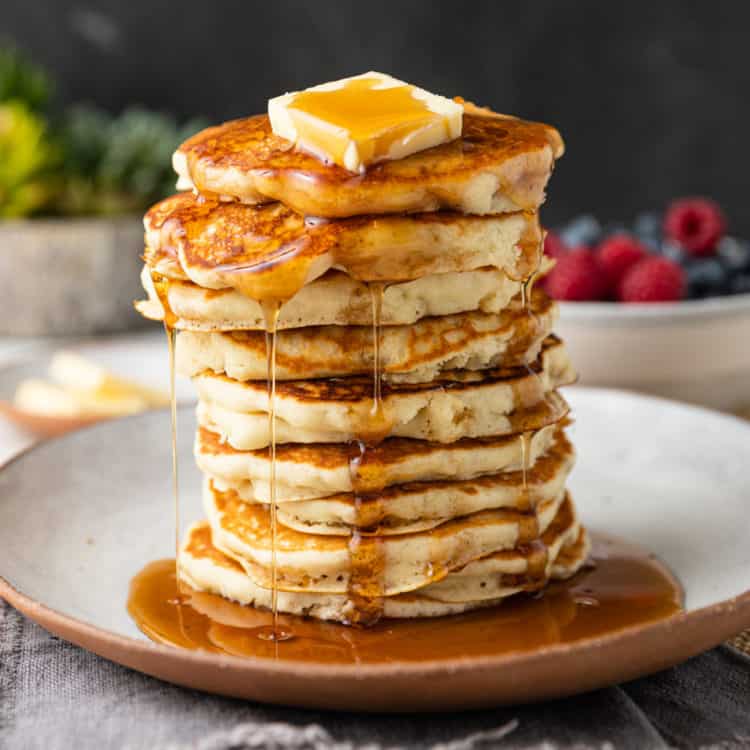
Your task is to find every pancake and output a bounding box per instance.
[419,494,582,602]
[143,192,543,301]
[265,430,575,536]
[195,418,566,502]
[178,497,587,622]
[173,109,564,218]
[179,522,513,621]
[193,336,574,449]
[136,261,553,331]
[176,288,557,383]
[203,480,566,595]
[550,526,591,579]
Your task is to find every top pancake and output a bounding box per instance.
[173,111,564,218]
[178,505,587,622]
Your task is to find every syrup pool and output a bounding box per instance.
[127,532,683,665]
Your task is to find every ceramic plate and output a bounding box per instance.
[1,388,749,712]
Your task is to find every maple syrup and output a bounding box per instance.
[152,257,304,641]
[281,75,458,171]
[512,223,550,580]
[254,302,293,643]
[345,282,390,625]
[127,532,683,663]
[150,272,181,570]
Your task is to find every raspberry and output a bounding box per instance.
[663,197,726,256]
[596,234,648,293]
[543,230,567,259]
[544,248,608,301]
[618,257,686,303]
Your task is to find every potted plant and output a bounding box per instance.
[0,45,204,336]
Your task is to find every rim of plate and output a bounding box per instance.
[559,292,750,325]
[2,561,749,680]
[1,387,750,680]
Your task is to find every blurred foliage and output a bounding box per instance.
[0,44,52,112]
[0,43,206,218]
[0,101,59,218]
[56,107,206,216]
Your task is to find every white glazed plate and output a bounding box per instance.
[0,388,749,711]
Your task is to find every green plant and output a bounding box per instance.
[0,43,206,218]
[0,101,58,217]
[0,44,51,112]
[56,106,206,215]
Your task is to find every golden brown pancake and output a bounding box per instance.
[144,192,542,301]
[194,337,576,449]
[137,263,553,332]
[173,112,564,218]
[195,413,568,503]
[249,430,576,536]
[178,505,588,622]
[175,287,558,383]
[203,480,568,595]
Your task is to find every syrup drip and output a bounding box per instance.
[210,246,312,643]
[166,327,180,565]
[127,532,684,663]
[151,260,299,642]
[513,225,549,583]
[518,430,532,512]
[255,301,294,643]
[346,282,390,625]
[149,272,181,572]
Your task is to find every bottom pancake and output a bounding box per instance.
[178,494,589,623]
[204,480,567,596]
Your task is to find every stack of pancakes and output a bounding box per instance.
[137,104,589,625]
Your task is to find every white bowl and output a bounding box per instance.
[556,295,750,411]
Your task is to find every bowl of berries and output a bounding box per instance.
[544,197,750,411]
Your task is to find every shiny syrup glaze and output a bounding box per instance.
[149,273,181,567]
[152,253,302,641]
[144,233,567,636]
[178,111,563,211]
[144,192,543,313]
[345,281,391,625]
[513,235,549,586]
[286,75,453,170]
[127,532,683,664]
[253,302,293,642]
[150,234,402,634]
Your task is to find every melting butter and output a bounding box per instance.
[268,72,462,173]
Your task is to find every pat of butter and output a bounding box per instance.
[13,352,168,419]
[268,72,463,173]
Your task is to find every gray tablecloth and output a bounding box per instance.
[1,598,750,750]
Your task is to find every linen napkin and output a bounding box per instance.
[2,599,750,750]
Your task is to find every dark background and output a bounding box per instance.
[5,0,748,231]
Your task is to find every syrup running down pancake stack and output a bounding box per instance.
[136,76,589,628]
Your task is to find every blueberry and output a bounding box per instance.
[729,274,750,295]
[660,240,688,265]
[559,214,602,248]
[633,211,662,250]
[686,258,728,298]
[717,236,750,273]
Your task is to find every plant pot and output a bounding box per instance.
[0,215,148,336]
